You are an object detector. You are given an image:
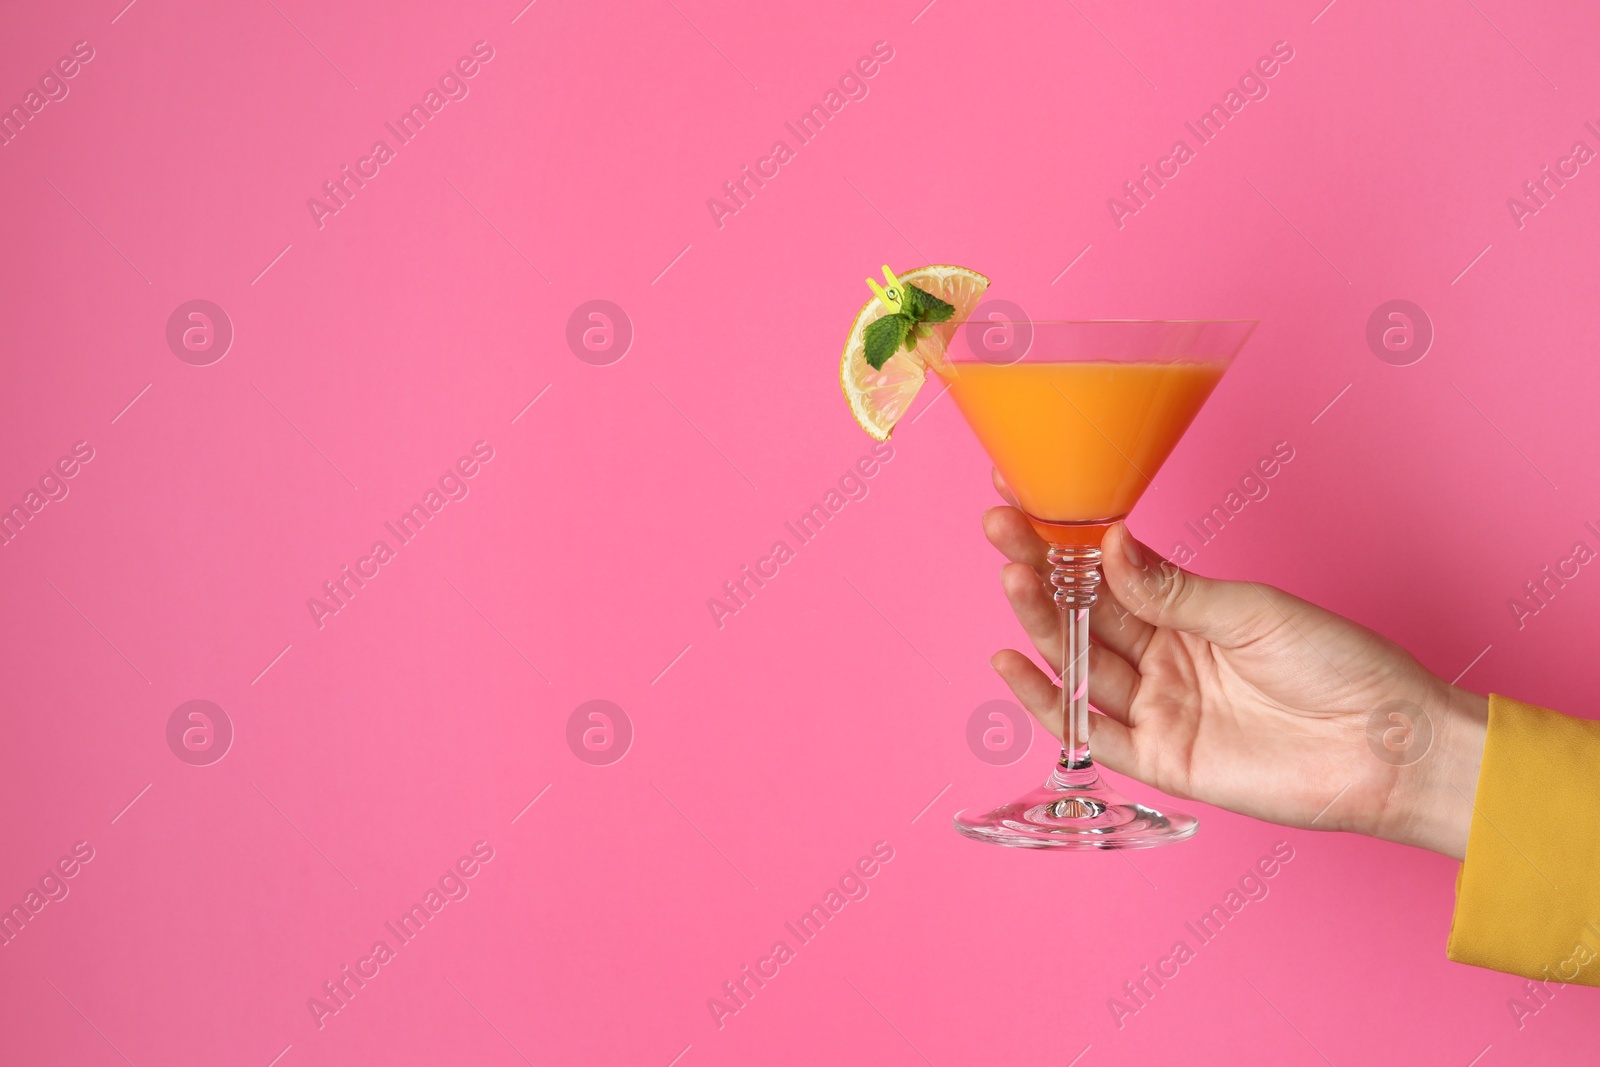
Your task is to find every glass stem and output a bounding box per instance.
[1047,544,1101,772]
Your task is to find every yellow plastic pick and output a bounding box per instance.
[864,264,904,313]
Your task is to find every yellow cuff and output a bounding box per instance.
[1448,694,1600,984]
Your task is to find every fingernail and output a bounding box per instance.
[1120,524,1143,569]
[988,654,1002,672]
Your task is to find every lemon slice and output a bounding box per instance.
[840,264,989,440]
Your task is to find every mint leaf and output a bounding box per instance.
[859,282,955,370]
[903,283,954,323]
[863,313,912,370]
[906,320,935,351]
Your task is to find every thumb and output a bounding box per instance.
[1100,523,1277,647]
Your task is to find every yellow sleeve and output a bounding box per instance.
[1448,693,1600,984]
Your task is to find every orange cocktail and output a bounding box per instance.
[937,360,1227,546]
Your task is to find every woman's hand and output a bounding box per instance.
[984,494,1488,860]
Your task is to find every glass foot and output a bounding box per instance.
[953,765,1197,850]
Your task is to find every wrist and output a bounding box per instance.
[1392,684,1487,860]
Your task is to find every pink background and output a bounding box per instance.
[2,0,1598,1063]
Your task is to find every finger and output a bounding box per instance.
[1084,708,1136,775]
[1089,578,1157,663]
[998,562,1142,708]
[1085,644,1139,725]
[990,467,1020,508]
[983,506,1049,578]
[989,650,1146,724]
[1000,561,1066,667]
[991,649,1137,771]
[990,649,1062,737]
[987,509,1156,660]
[992,537,1154,677]
[994,566,1142,721]
[1101,522,1279,651]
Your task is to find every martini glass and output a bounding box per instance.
[937,319,1256,849]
